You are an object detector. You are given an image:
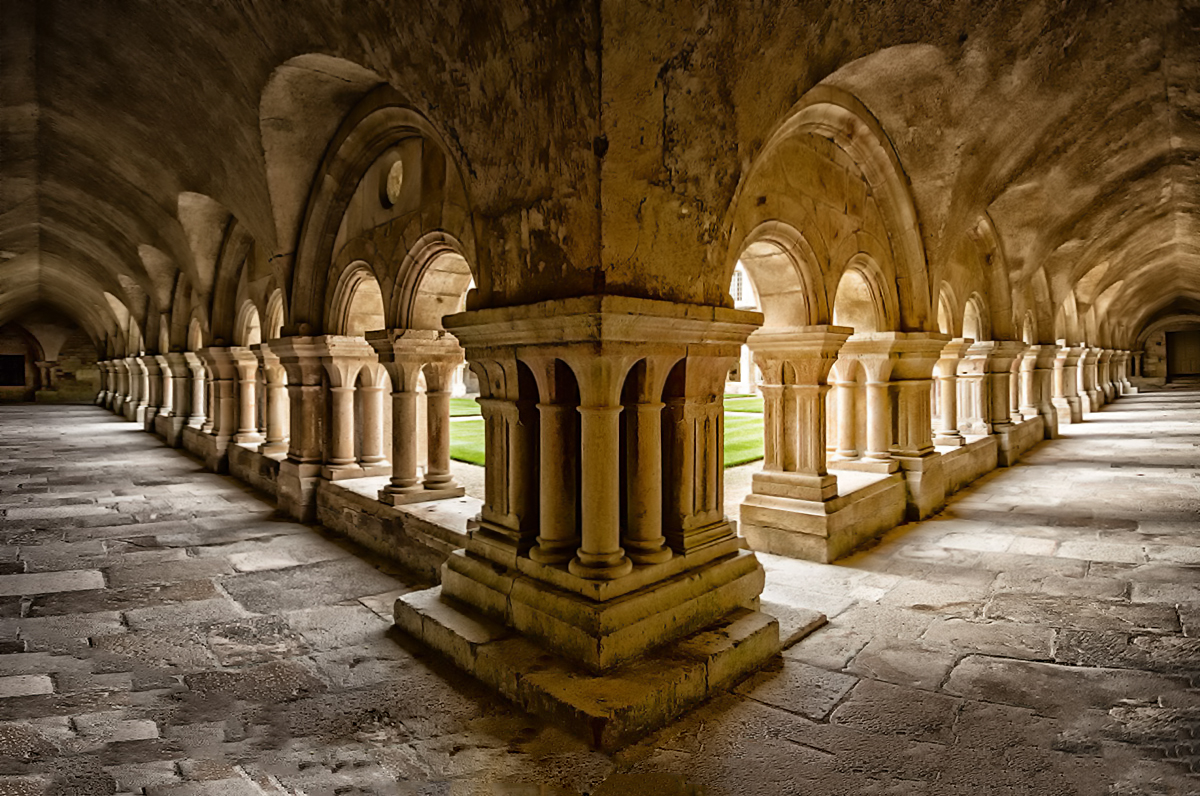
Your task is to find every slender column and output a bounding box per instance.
[155,355,173,417]
[232,349,263,444]
[1052,344,1084,424]
[185,354,206,427]
[1098,350,1115,403]
[761,384,784,469]
[933,340,971,447]
[570,405,632,580]
[1019,348,1039,419]
[327,386,357,468]
[359,383,389,466]
[530,401,578,564]
[386,388,421,492]
[254,344,288,456]
[421,362,459,488]
[834,372,858,459]
[1080,347,1102,413]
[623,401,670,564]
[200,363,216,434]
[864,380,892,460]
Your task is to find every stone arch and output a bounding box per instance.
[936,283,959,336]
[187,316,205,352]
[264,289,285,340]
[394,232,476,331]
[328,262,387,337]
[732,222,827,328]
[833,255,892,334]
[1021,312,1037,345]
[288,85,477,333]
[235,301,263,347]
[962,293,989,342]
[727,84,931,330]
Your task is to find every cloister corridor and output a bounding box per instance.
[0,387,1196,795]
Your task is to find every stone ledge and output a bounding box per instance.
[394,587,795,749]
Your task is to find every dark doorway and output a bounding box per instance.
[1166,330,1200,378]
[0,355,25,387]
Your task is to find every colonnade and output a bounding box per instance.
[96,331,466,522]
[739,334,1136,562]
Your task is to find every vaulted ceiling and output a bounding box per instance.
[2,0,1198,352]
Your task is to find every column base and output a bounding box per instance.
[751,470,838,502]
[277,460,322,522]
[234,431,265,445]
[441,542,766,673]
[257,441,288,457]
[893,451,946,521]
[828,456,900,474]
[142,410,159,433]
[1052,397,1083,424]
[394,588,786,750]
[378,484,466,506]
[740,473,906,563]
[992,424,1019,467]
[933,432,965,448]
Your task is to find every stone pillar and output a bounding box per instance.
[231,348,264,445]
[985,341,1026,466]
[184,353,207,428]
[1080,347,1102,413]
[436,296,768,674]
[620,358,675,566]
[197,347,237,472]
[1098,350,1115,404]
[1115,350,1136,395]
[832,359,859,459]
[933,339,973,447]
[368,330,466,505]
[833,335,901,474]
[740,326,855,561]
[356,363,391,474]
[35,360,56,392]
[887,333,949,519]
[253,343,289,456]
[136,356,161,431]
[270,337,327,522]
[122,356,141,421]
[1052,344,1085,424]
[1022,345,1060,439]
[95,361,108,406]
[155,354,173,419]
[160,353,192,447]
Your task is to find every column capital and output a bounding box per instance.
[748,325,852,386]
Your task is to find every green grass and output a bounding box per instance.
[723,394,764,413]
[448,417,487,465]
[723,414,764,467]
[448,413,764,469]
[450,397,481,417]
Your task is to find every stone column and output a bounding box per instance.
[986,341,1026,466]
[198,347,237,472]
[1079,347,1102,413]
[95,361,108,406]
[886,333,949,520]
[832,358,860,459]
[356,363,391,474]
[1052,344,1084,424]
[1098,350,1115,404]
[253,343,289,456]
[155,354,173,419]
[933,339,972,447]
[138,355,163,430]
[834,335,900,474]
[437,296,766,675]
[122,356,140,421]
[1115,350,1136,395]
[161,353,192,447]
[184,353,207,428]
[368,330,466,505]
[231,348,264,444]
[528,358,580,565]
[35,361,55,392]
[1022,345,1060,439]
[740,326,855,560]
[618,356,677,565]
[270,337,328,522]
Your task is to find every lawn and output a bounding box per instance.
[448,413,764,468]
[450,397,481,417]
[723,393,764,413]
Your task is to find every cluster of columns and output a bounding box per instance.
[436,296,766,673]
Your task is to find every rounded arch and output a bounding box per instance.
[936,282,958,336]
[187,317,205,352]
[962,293,989,342]
[732,222,827,328]
[288,85,477,333]
[328,263,387,337]
[264,289,285,340]
[726,84,931,330]
[833,255,892,334]
[394,232,476,331]
[234,301,263,347]
[1021,312,1037,345]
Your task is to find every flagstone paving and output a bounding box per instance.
[0,393,1196,794]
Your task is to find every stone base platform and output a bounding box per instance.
[394,587,794,749]
[740,471,906,563]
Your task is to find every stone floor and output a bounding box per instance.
[0,389,1197,795]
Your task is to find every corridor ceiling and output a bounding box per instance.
[2,0,1199,350]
